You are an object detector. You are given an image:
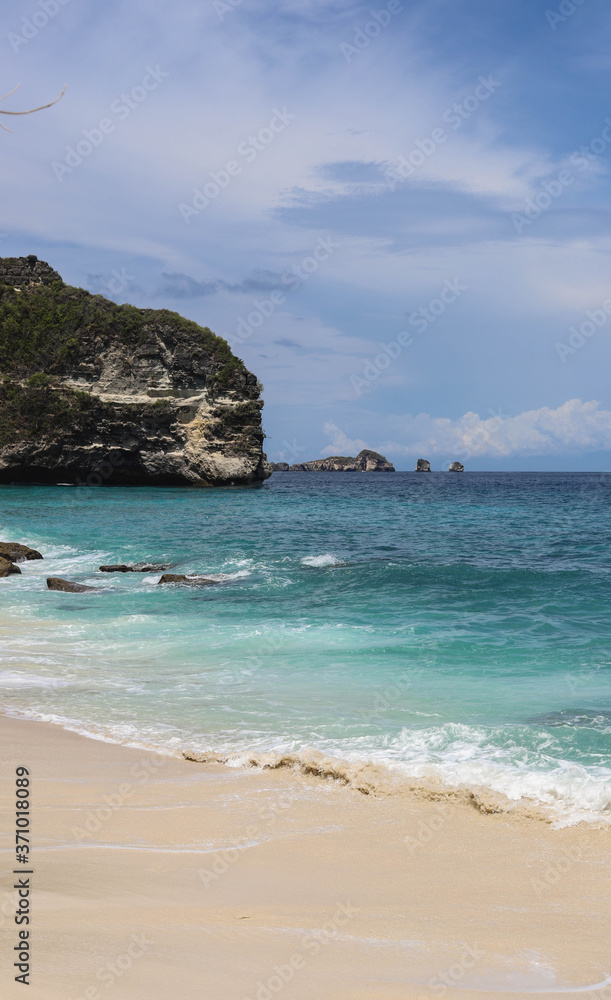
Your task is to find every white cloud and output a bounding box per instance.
[379,399,611,459]
[321,422,368,455]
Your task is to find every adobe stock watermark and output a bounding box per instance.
[73,412,172,491]
[349,278,467,396]
[242,903,358,1000]
[512,117,611,234]
[271,438,307,465]
[90,267,135,299]
[72,756,167,843]
[555,298,611,363]
[51,66,169,182]
[546,0,589,31]
[178,108,295,224]
[404,802,452,856]
[214,0,243,20]
[71,932,154,1000]
[531,845,583,896]
[566,659,607,697]
[383,76,501,189]
[227,235,339,351]
[340,1,404,63]
[457,407,508,461]
[415,946,485,999]
[8,0,72,53]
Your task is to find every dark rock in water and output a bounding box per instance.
[269,462,290,471]
[47,577,98,593]
[0,256,270,487]
[289,450,394,472]
[0,542,43,561]
[449,462,464,472]
[133,562,173,572]
[0,558,21,577]
[98,563,173,573]
[415,458,431,472]
[157,573,217,587]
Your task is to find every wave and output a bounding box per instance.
[180,741,611,828]
[2,700,609,827]
[301,554,344,567]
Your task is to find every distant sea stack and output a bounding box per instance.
[275,450,394,472]
[415,458,431,472]
[0,257,270,486]
[449,461,464,472]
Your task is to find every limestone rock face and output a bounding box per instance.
[0,258,270,487]
[269,462,290,471]
[290,450,395,472]
[0,255,62,289]
[449,461,464,472]
[415,459,431,472]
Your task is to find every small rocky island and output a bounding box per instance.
[415,459,465,472]
[0,256,269,486]
[270,450,395,472]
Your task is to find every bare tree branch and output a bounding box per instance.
[0,83,67,132]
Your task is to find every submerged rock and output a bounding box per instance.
[289,450,395,472]
[0,558,21,577]
[133,562,173,572]
[0,256,270,487]
[415,459,431,472]
[0,542,43,561]
[99,563,172,573]
[47,577,98,593]
[449,461,464,472]
[157,573,217,587]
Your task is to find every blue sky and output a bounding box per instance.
[3,0,611,469]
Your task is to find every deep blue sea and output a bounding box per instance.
[0,472,610,826]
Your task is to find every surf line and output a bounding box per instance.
[443,974,611,994]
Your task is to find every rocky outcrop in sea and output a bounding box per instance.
[415,458,431,472]
[449,461,465,472]
[0,256,270,486]
[275,450,394,472]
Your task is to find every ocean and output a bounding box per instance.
[0,472,609,827]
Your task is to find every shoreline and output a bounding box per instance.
[1,713,610,999]
[1,703,609,830]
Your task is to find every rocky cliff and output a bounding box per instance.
[0,256,270,486]
[287,450,394,472]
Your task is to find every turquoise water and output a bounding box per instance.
[0,473,610,825]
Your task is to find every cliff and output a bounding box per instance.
[287,450,394,472]
[0,257,270,486]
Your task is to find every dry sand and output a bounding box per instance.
[0,715,609,1000]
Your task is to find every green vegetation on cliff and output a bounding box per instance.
[0,280,243,379]
[0,378,96,447]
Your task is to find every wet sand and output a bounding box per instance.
[0,715,609,1000]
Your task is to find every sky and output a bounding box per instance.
[2,0,611,470]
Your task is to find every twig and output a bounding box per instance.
[0,83,66,132]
